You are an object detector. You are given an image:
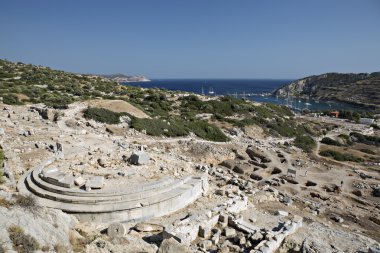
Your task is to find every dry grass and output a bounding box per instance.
[0,197,12,209]
[13,194,38,212]
[69,231,88,253]
[8,225,40,253]
[54,243,70,253]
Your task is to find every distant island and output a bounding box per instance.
[272,72,380,110]
[101,73,150,83]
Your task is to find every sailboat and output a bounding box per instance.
[208,87,215,95]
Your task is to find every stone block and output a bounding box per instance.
[129,150,150,165]
[224,228,236,237]
[74,176,86,187]
[199,225,211,238]
[276,210,288,216]
[85,176,104,189]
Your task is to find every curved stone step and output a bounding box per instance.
[26,175,203,214]
[31,169,186,199]
[35,169,175,197]
[26,172,193,204]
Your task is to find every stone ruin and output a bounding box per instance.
[18,157,208,223]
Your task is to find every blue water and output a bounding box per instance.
[123,79,362,111]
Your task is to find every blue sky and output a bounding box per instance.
[0,0,379,78]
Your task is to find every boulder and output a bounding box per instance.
[223,228,236,237]
[158,238,194,253]
[134,223,164,232]
[129,151,150,165]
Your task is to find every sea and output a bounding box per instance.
[123,79,362,111]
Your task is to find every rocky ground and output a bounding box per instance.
[0,101,379,253]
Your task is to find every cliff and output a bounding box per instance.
[272,72,380,109]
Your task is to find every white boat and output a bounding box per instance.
[208,87,215,95]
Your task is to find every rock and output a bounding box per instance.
[134,223,164,232]
[120,115,131,124]
[198,226,211,238]
[220,159,236,169]
[250,173,263,181]
[85,176,104,189]
[211,229,221,245]
[245,147,267,161]
[305,180,317,187]
[129,150,150,165]
[74,176,86,187]
[373,188,380,197]
[158,238,194,253]
[276,210,289,216]
[97,157,107,167]
[352,189,362,197]
[198,240,212,249]
[229,128,242,136]
[280,196,293,206]
[271,167,282,175]
[369,247,380,253]
[223,228,236,237]
[331,215,344,223]
[232,165,244,174]
[0,206,77,251]
[250,232,264,243]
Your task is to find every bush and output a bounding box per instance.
[319,149,363,162]
[321,137,343,146]
[83,107,127,124]
[294,134,316,153]
[8,225,40,253]
[187,120,229,142]
[3,94,23,105]
[130,117,229,142]
[350,132,380,146]
[0,197,12,208]
[131,117,188,137]
[360,148,376,155]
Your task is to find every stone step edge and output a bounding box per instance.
[27,172,191,204]
[27,177,203,213]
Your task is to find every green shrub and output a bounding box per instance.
[321,137,343,146]
[187,120,229,142]
[294,134,316,153]
[359,148,376,155]
[319,149,363,162]
[350,132,380,146]
[130,117,229,142]
[83,107,127,124]
[3,94,23,105]
[131,117,188,137]
[8,225,40,253]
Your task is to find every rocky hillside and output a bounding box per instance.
[101,74,150,83]
[0,59,127,107]
[272,72,380,109]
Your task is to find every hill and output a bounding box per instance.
[272,72,380,110]
[0,59,127,107]
[101,74,150,83]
